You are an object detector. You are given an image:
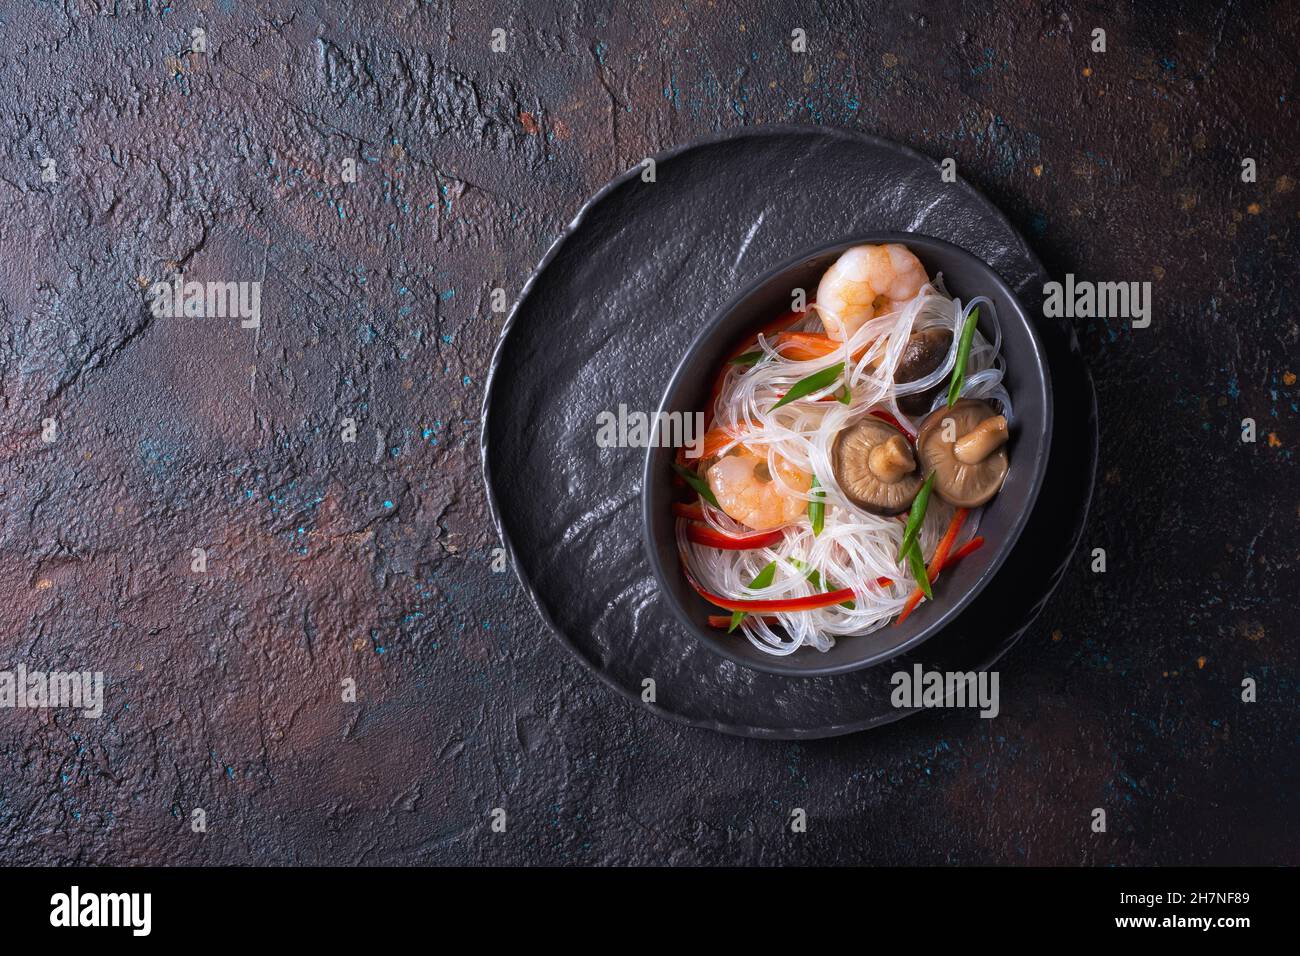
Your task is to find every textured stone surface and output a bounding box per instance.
[0,2,1295,864]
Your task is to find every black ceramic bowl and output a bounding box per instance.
[642,234,1053,677]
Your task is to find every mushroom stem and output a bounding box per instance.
[953,415,1009,464]
[868,435,915,483]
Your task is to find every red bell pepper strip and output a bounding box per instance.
[672,501,706,521]
[948,536,985,563]
[706,574,895,629]
[697,584,857,613]
[682,560,856,612]
[684,524,784,551]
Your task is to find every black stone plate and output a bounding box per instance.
[482,126,1097,739]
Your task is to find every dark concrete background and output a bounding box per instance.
[0,1,1295,865]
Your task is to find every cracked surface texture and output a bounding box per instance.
[0,2,1295,864]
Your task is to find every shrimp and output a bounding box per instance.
[706,450,811,531]
[814,243,929,341]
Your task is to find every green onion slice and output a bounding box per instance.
[946,306,980,408]
[728,561,777,632]
[808,476,825,536]
[907,540,933,600]
[897,472,937,561]
[671,461,719,507]
[772,362,845,410]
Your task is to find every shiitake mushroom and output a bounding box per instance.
[915,399,1010,508]
[894,327,953,416]
[831,417,923,515]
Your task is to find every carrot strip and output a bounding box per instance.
[895,534,983,625]
[931,509,969,572]
[896,596,923,627]
[707,309,811,423]
[752,308,810,343]
[771,331,839,361]
[895,512,976,626]
[769,331,882,364]
[700,426,746,459]
[719,312,806,364]
[677,427,740,473]
[672,501,705,521]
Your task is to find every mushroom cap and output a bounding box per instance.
[894,327,954,416]
[916,399,1010,508]
[831,417,923,515]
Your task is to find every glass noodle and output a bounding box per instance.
[679,277,1010,656]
